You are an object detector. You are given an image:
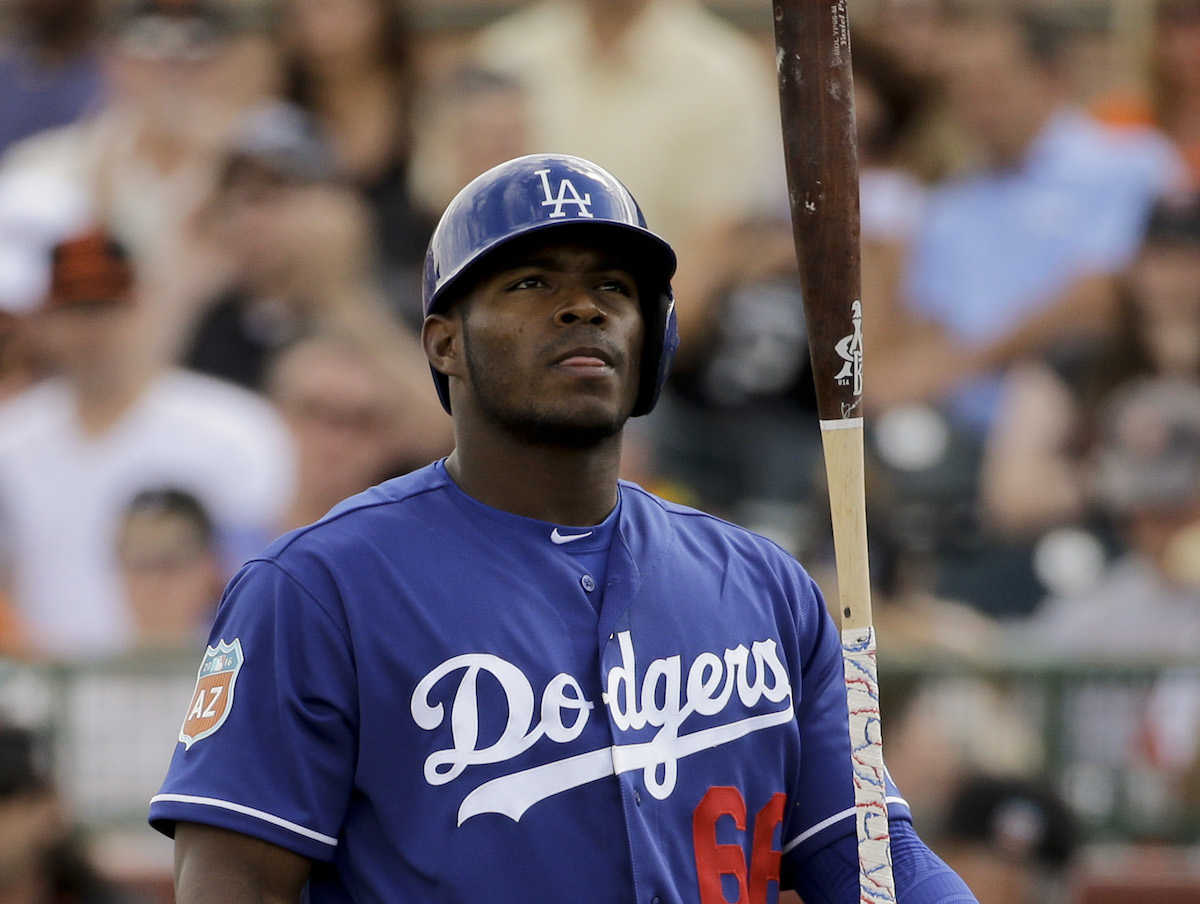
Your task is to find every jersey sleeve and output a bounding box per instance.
[148,557,357,862]
[780,571,911,869]
[789,816,978,904]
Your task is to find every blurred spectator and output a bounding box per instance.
[982,193,1200,535]
[1095,0,1200,187]
[182,101,342,390]
[0,229,294,659]
[935,774,1077,904]
[1151,0,1200,185]
[181,102,451,457]
[870,548,1006,663]
[266,336,402,532]
[470,0,784,352]
[857,0,973,184]
[0,309,36,401]
[0,722,131,903]
[863,0,956,83]
[409,66,531,216]
[280,0,433,309]
[116,488,222,650]
[650,216,819,532]
[0,0,278,360]
[0,0,105,157]
[1011,378,1200,659]
[996,377,1200,842]
[407,65,532,322]
[874,6,1186,431]
[881,666,1044,841]
[852,30,934,370]
[1030,3,1133,114]
[93,0,278,254]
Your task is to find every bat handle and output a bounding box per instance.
[821,418,897,901]
[819,418,872,631]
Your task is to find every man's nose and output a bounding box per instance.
[554,288,607,326]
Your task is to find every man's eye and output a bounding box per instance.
[598,279,633,296]
[507,276,546,291]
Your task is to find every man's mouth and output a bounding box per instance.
[552,347,616,372]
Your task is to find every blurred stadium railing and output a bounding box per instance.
[1,652,1197,844]
[884,657,1200,844]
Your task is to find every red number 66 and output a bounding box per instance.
[692,787,787,904]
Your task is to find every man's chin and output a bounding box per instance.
[522,417,626,449]
[503,406,629,449]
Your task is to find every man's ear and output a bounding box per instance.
[421,314,464,379]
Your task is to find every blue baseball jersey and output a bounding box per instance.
[150,460,911,902]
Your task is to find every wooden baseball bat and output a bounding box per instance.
[772,2,896,900]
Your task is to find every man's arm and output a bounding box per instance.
[175,823,312,904]
[789,817,977,904]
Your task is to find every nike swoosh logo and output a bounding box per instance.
[550,528,593,545]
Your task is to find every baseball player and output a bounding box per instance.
[150,154,975,903]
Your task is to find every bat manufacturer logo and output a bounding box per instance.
[833,299,863,398]
[179,638,243,749]
[535,169,594,219]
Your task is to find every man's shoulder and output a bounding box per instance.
[0,379,73,456]
[619,481,804,569]
[152,368,276,418]
[142,369,293,462]
[264,463,453,559]
[1052,108,1177,157]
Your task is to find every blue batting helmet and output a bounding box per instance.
[422,153,678,417]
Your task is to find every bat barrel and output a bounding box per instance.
[773,0,863,424]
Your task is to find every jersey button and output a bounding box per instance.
[634,789,642,806]
[580,574,596,592]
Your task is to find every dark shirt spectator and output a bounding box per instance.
[0,722,135,903]
[936,774,1077,904]
[280,0,433,315]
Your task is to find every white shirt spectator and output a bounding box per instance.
[471,0,783,247]
[0,369,294,657]
[1011,554,1200,661]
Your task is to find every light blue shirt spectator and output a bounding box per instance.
[903,109,1184,430]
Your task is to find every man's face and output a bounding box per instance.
[945,22,1051,167]
[32,296,138,378]
[445,239,645,447]
[118,509,220,646]
[1130,244,1200,375]
[286,0,385,67]
[273,344,391,501]
[216,162,301,286]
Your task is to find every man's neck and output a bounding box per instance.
[584,0,655,50]
[445,429,623,526]
[71,366,155,438]
[995,97,1060,171]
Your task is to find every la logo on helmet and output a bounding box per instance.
[536,169,594,219]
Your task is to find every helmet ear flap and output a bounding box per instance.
[431,369,453,415]
[633,292,677,418]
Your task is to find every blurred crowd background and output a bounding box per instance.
[0,0,1197,900]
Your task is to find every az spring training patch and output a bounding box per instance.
[179,638,244,749]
